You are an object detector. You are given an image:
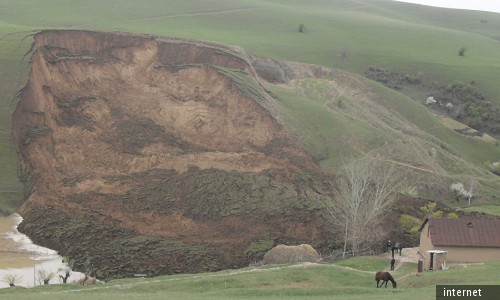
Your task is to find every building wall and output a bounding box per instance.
[438,246,500,263]
[419,222,500,270]
[419,222,434,270]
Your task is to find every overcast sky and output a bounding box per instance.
[393,0,500,13]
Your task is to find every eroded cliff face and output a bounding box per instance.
[13,30,332,278]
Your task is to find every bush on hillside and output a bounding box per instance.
[458,47,467,56]
[399,214,421,235]
[419,201,444,218]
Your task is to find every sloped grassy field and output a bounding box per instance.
[1,258,499,300]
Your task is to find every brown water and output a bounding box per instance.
[0,215,34,269]
[0,214,84,288]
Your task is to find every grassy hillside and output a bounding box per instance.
[268,69,500,202]
[1,258,499,299]
[1,0,499,90]
[1,0,499,212]
[0,26,32,214]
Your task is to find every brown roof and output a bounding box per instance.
[422,218,500,248]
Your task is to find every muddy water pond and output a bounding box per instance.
[0,213,84,288]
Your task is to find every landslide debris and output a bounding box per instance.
[12,30,333,279]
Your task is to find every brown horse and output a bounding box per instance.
[375,271,397,288]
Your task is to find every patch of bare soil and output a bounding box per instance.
[379,247,421,265]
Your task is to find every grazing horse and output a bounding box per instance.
[375,271,397,288]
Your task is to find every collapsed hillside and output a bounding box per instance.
[12,30,335,278]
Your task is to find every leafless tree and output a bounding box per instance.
[322,156,406,255]
[58,256,74,283]
[467,179,478,206]
[58,267,72,283]
[37,269,55,285]
[450,179,477,206]
[3,274,22,287]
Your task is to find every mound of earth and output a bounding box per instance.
[12,30,334,279]
[263,244,321,265]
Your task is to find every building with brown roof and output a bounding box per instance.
[419,218,500,270]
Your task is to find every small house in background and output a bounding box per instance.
[418,218,500,271]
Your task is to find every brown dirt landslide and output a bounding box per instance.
[12,30,335,279]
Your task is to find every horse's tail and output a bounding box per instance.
[375,271,381,280]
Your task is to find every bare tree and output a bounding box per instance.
[37,269,55,285]
[322,156,406,255]
[58,267,72,283]
[58,256,74,283]
[467,179,478,206]
[450,179,477,206]
[3,274,22,287]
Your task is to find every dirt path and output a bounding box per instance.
[378,247,421,274]
[124,7,260,22]
[372,248,421,285]
[385,159,435,174]
[69,7,260,29]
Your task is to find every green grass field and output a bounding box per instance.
[1,258,499,300]
[462,205,500,217]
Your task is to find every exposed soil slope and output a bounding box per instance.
[12,30,333,278]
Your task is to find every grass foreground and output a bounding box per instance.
[1,257,499,300]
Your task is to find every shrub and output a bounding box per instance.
[420,202,444,218]
[337,96,345,108]
[298,24,305,33]
[245,239,275,258]
[400,214,421,235]
[0,208,13,216]
[458,47,467,56]
[405,74,421,84]
[433,210,444,217]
